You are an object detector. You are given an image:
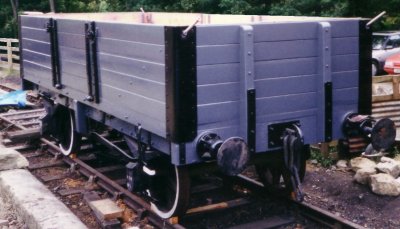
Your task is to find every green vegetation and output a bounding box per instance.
[310,146,335,168]
[2,0,400,38]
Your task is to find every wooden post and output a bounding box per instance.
[319,142,330,158]
[7,40,12,70]
[393,76,400,100]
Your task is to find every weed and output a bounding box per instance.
[309,147,334,168]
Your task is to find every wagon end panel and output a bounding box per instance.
[20,16,53,90]
[253,22,322,151]
[196,26,242,139]
[330,20,365,140]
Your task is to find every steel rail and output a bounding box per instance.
[40,138,183,229]
[235,174,365,229]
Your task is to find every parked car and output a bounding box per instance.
[383,53,400,74]
[372,31,400,75]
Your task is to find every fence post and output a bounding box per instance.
[7,40,13,70]
[393,76,400,100]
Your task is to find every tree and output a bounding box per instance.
[9,0,18,19]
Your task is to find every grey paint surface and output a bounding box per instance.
[193,19,360,160]
[21,15,363,165]
[21,16,167,138]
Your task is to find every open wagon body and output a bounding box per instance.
[19,12,373,218]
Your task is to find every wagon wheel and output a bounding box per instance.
[56,109,81,156]
[256,163,290,190]
[256,150,307,192]
[148,162,190,219]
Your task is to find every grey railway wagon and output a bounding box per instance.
[19,12,374,218]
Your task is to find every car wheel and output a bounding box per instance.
[372,62,378,76]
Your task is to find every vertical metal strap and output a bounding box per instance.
[318,22,332,142]
[358,20,372,115]
[84,21,100,103]
[46,18,62,89]
[164,26,197,144]
[240,25,256,154]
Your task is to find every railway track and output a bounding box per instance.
[0,107,366,229]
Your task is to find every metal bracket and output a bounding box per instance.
[84,21,100,103]
[46,18,62,89]
[268,121,300,148]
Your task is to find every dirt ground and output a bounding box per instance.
[302,161,400,229]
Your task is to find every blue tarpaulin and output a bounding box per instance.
[0,90,26,107]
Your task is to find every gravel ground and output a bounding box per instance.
[0,193,26,229]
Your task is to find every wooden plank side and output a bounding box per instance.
[254,39,318,61]
[97,22,165,45]
[60,72,166,122]
[98,53,165,83]
[56,19,85,35]
[333,87,359,104]
[20,16,48,30]
[256,92,317,116]
[22,38,50,55]
[58,32,85,50]
[332,71,359,89]
[253,22,318,42]
[23,50,51,68]
[255,74,317,98]
[332,54,358,72]
[57,84,167,136]
[332,37,358,55]
[197,44,239,66]
[197,82,240,105]
[59,59,86,78]
[59,71,88,93]
[99,68,165,102]
[97,38,165,64]
[58,46,86,65]
[197,63,240,85]
[332,87,358,139]
[196,25,240,46]
[329,20,359,38]
[21,27,49,43]
[198,101,239,125]
[255,57,318,80]
[23,61,53,87]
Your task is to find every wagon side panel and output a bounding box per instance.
[21,16,167,137]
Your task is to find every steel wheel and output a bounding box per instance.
[57,109,80,156]
[149,163,190,219]
[256,152,307,191]
[256,164,288,189]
